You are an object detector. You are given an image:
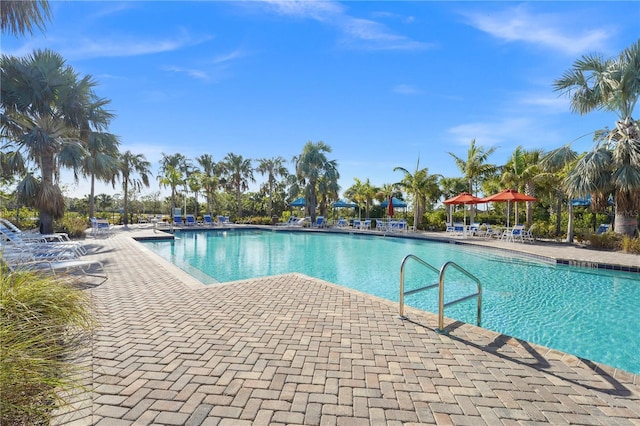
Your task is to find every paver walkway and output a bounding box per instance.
[53,226,640,425]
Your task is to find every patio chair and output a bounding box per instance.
[453,222,466,236]
[505,225,525,242]
[172,215,183,226]
[90,217,113,237]
[203,214,214,226]
[336,218,348,228]
[185,214,196,226]
[313,216,326,228]
[522,224,535,243]
[376,220,387,232]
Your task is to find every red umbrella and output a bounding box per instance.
[481,189,537,227]
[443,192,484,229]
[388,196,394,217]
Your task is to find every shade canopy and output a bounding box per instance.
[482,189,537,228]
[380,197,407,208]
[482,189,536,203]
[332,199,357,208]
[443,192,484,205]
[289,197,306,207]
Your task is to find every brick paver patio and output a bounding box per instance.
[53,226,640,425]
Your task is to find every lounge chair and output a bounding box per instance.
[1,224,86,256]
[3,254,107,284]
[185,214,196,226]
[362,219,371,230]
[172,215,183,226]
[596,224,611,234]
[276,216,298,226]
[217,216,231,225]
[203,214,214,226]
[469,223,481,235]
[376,220,387,232]
[0,218,71,242]
[290,217,308,227]
[453,222,466,236]
[336,218,348,228]
[313,216,326,228]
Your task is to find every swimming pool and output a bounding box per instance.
[141,228,640,375]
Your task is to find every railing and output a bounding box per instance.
[399,255,482,334]
[398,255,440,319]
[436,261,482,333]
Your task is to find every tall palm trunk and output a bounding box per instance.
[89,174,96,218]
[39,152,55,234]
[123,180,129,226]
[614,191,639,237]
[566,202,574,243]
[236,184,242,217]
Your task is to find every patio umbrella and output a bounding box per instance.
[289,197,306,207]
[443,192,484,229]
[332,199,356,208]
[481,189,536,228]
[380,197,407,208]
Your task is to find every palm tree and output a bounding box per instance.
[449,139,497,223]
[197,154,219,216]
[1,49,112,234]
[157,165,183,216]
[540,145,580,241]
[256,156,289,218]
[554,40,640,237]
[81,131,120,218]
[158,153,189,214]
[221,153,254,218]
[96,193,113,213]
[186,170,203,216]
[501,146,542,226]
[293,141,339,224]
[118,151,151,226]
[394,158,441,230]
[344,178,367,219]
[1,0,50,36]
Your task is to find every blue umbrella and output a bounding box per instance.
[572,196,591,207]
[380,197,407,208]
[289,197,306,207]
[333,199,357,208]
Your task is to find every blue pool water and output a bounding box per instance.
[141,229,640,375]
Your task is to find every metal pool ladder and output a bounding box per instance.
[398,254,482,334]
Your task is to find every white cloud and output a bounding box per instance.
[9,31,214,61]
[448,118,533,147]
[162,65,210,81]
[461,5,613,55]
[255,0,431,51]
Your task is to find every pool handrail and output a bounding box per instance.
[399,255,482,334]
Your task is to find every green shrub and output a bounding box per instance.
[587,232,621,250]
[55,214,89,239]
[0,270,95,425]
[622,236,640,254]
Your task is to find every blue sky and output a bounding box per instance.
[4,1,639,199]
